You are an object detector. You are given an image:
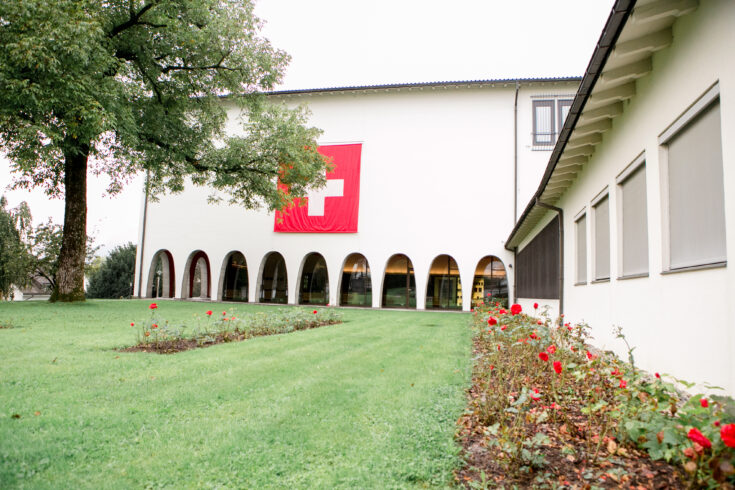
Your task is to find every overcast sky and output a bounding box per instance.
[0,0,614,255]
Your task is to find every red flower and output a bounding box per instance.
[488,317,498,326]
[313,310,318,314]
[530,332,538,340]
[611,368,621,376]
[489,365,494,371]
[714,420,721,427]
[206,310,213,316]
[222,311,226,316]
[149,303,158,310]
[619,379,627,388]
[510,304,522,315]
[130,322,135,327]
[498,309,507,315]
[486,292,491,297]
[687,428,712,449]
[700,398,709,408]
[586,350,596,360]
[152,324,158,329]
[531,388,541,402]
[721,424,735,448]
[533,302,538,309]
[500,325,507,331]
[547,345,556,355]
[655,372,661,379]
[497,344,501,351]
[537,320,543,325]
[538,352,549,362]
[553,361,562,374]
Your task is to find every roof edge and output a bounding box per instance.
[505,0,636,251]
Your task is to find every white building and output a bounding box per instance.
[133,78,580,311]
[507,0,735,392]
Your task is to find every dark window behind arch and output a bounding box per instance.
[426,255,462,310]
[259,253,288,304]
[222,252,248,302]
[382,254,416,308]
[299,253,329,305]
[472,256,508,308]
[340,254,372,307]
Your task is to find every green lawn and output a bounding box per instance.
[0,300,471,489]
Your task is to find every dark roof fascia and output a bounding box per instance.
[504,0,636,251]
[264,77,582,96]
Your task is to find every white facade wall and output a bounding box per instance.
[134,81,578,310]
[519,0,735,392]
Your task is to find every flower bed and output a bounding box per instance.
[456,301,735,488]
[122,303,342,354]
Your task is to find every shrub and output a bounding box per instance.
[87,243,136,298]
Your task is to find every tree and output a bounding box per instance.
[0,0,329,302]
[87,243,137,298]
[0,197,31,299]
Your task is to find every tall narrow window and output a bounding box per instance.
[558,99,573,131]
[593,195,610,281]
[575,213,587,284]
[664,97,725,269]
[619,162,648,276]
[533,100,555,146]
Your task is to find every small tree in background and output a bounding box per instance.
[0,196,31,299]
[87,243,137,299]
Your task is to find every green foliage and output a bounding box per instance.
[0,197,32,299]
[0,0,329,206]
[86,243,136,298]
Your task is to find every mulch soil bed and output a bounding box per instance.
[455,337,685,489]
[120,321,340,354]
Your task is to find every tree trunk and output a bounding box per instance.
[51,143,89,302]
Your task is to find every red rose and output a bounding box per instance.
[531,388,541,402]
[718,425,735,449]
[553,361,562,374]
[688,428,712,449]
[714,420,721,427]
[313,310,318,314]
[700,398,709,408]
[586,350,596,360]
[152,324,158,329]
[500,325,507,331]
[149,303,158,310]
[530,332,538,339]
[488,317,498,326]
[547,345,556,354]
[222,311,226,316]
[498,309,507,315]
[537,320,543,325]
[130,322,135,327]
[655,372,661,379]
[206,310,213,316]
[510,304,522,315]
[489,364,494,371]
[533,302,538,309]
[538,352,549,362]
[619,379,627,389]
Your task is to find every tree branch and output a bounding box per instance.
[107,1,159,38]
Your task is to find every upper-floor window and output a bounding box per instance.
[532,98,573,149]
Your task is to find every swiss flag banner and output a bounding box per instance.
[274,143,362,233]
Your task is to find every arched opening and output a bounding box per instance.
[426,254,462,310]
[259,252,288,304]
[472,256,508,308]
[186,251,211,299]
[382,254,416,308]
[299,253,329,305]
[221,252,248,302]
[339,253,372,307]
[147,250,175,298]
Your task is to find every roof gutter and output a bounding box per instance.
[504,0,636,251]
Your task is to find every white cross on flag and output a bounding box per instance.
[274,144,362,233]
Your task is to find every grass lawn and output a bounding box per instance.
[0,300,471,489]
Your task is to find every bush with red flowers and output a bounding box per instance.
[457,301,735,488]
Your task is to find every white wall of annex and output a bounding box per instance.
[135,84,570,310]
[528,0,735,393]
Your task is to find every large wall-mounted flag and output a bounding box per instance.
[274,143,362,233]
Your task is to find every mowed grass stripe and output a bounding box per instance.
[0,301,470,489]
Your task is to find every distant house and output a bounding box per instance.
[12,276,52,301]
[506,0,734,392]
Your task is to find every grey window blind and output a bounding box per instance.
[576,214,587,283]
[594,196,610,280]
[667,101,726,269]
[620,164,649,276]
[533,100,555,145]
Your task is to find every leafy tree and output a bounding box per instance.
[87,243,137,298]
[0,196,31,299]
[0,0,329,302]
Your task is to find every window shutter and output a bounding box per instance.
[620,164,649,276]
[576,214,587,283]
[594,196,610,280]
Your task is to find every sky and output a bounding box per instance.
[0,0,614,256]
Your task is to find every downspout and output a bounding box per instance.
[137,172,150,298]
[513,247,518,304]
[534,198,564,317]
[513,80,520,223]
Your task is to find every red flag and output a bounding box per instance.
[275,144,362,233]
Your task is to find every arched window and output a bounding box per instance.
[339,253,372,307]
[259,252,288,304]
[472,256,508,307]
[299,253,329,305]
[147,250,175,298]
[426,255,462,310]
[221,252,248,302]
[382,254,416,308]
[185,251,211,299]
